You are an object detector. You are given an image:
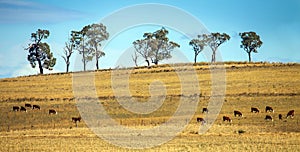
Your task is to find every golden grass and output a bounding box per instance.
[0,62,299,151]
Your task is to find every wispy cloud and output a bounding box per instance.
[0,0,85,24]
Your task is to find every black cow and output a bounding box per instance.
[196,117,206,125]
[12,106,19,111]
[49,109,57,114]
[286,110,295,119]
[278,114,282,120]
[223,116,232,122]
[265,115,273,121]
[20,106,27,112]
[234,110,243,117]
[251,107,260,113]
[32,105,40,110]
[265,106,274,113]
[25,103,32,108]
[72,117,82,123]
[202,108,208,113]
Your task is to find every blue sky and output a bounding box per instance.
[0,0,300,78]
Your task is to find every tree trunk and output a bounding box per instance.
[248,52,252,62]
[66,63,69,73]
[145,59,150,67]
[96,59,99,70]
[37,59,43,74]
[82,38,86,71]
[194,52,197,63]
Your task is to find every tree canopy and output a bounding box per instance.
[239,31,263,62]
[26,29,56,74]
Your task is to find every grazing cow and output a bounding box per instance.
[202,108,208,113]
[20,106,27,112]
[234,110,243,117]
[265,115,273,121]
[49,109,57,114]
[25,103,32,108]
[286,110,295,119]
[223,116,232,122]
[32,105,40,110]
[72,117,82,123]
[12,106,19,111]
[265,106,274,113]
[278,114,282,120]
[196,117,206,125]
[251,107,260,113]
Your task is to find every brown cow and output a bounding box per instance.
[196,117,206,125]
[49,109,57,114]
[265,115,273,121]
[251,107,260,113]
[202,108,208,113]
[286,110,295,119]
[32,105,40,110]
[265,106,274,113]
[12,106,20,111]
[278,114,282,120]
[25,103,32,108]
[234,110,243,117]
[20,106,27,112]
[223,116,232,122]
[72,117,82,123]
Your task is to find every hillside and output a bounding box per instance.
[0,62,300,151]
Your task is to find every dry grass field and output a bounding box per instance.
[0,62,299,151]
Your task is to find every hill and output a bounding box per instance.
[0,62,299,151]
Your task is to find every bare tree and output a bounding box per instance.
[61,39,74,72]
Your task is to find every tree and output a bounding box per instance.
[71,25,92,71]
[131,51,139,67]
[26,29,56,74]
[133,27,180,66]
[189,38,206,63]
[239,31,263,62]
[85,23,109,70]
[198,33,230,63]
[61,37,75,73]
[133,39,152,67]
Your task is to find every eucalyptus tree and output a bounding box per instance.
[26,29,56,74]
[239,31,263,62]
[197,33,230,63]
[189,38,206,63]
[62,37,75,72]
[71,25,92,71]
[86,23,109,70]
[133,27,180,66]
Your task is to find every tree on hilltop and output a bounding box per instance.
[239,31,263,62]
[26,29,56,74]
[133,27,180,66]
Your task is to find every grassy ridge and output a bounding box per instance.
[0,62,299,151]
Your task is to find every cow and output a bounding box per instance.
[286,110,295,119]
[265,106,274,113]
[25,103,32,108]
[196,117,206,125]
[20,106,27,112]
[32,105,40,110]
[265,115,273,121]
[202,108,208,113]
[278,114,282,120]
[72,117,82,123]
[223,116,232,122]
[12,106,19,111]
[251,107,260,113]
[49,109,57,114]
[234,110,243,117]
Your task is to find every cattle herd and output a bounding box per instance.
[11,103,81,126]
[197,106,295,124]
